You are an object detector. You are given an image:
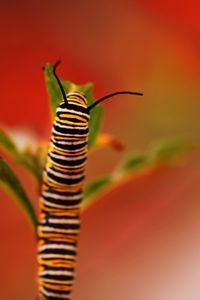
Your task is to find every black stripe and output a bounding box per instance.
[46,171,84,185]
[53,124,88,135]
[51,139,87,151]
[59,102,88,114]
[48,153,86,166]
[41,222,80,231]
[40,274,74,281]
[44,189,82,197]
[42,197,82,207]
[39,248,76,256]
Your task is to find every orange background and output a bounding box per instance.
[0,1,200,299]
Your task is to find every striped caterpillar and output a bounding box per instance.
[37,60,143,300]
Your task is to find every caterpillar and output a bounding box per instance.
[37,60,143,300]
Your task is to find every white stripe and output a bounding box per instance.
[52,139,87,145]
[41,199,79,209]
[46,167,83,179]
[56,106,67,113]
[49,152,86,161]
[39,243,76,252]
[38,253,75,260]
[42,191,82,200]
[54,122,88,130]
[39,226,79,234]
[48,218,79,225]
[52,128,88,137]
[40,218,79,225]
[40,270,74,276]
[41,287,73,298]
[57,107,89,118]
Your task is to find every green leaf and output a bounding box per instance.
[83,176,112,207]
[43,63,103,148]
[0,128,18,157]
[43,64,70,119]
[77,81,103,148]
[82,140,191,210]
[20,146,45,186]
[113,140,189,179]
[113,153,148,180]
[0,158,37,235]
[43,64,94,118]
[82,154,149,209]
[149,140,189,163]
[88,105,103,149]
[0,128,43,184]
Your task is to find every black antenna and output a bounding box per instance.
[53,60,68,105]
[88,91,143,111]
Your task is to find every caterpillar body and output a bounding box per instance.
[38,91,89,300]
[37,60,143,300]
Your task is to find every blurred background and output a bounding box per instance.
[0,0,200,299]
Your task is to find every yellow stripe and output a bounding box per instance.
[39,205,80,216]
[68,95,87,105]
[68,98,83,105]
[43,177,83,191]
[39,282,72,291]
[48,163,85,173]
[59,114,87,122]
[53,136,85,140]
[41,237,76,243]
[38,258,76,268]
[55,117,87,126]
[40,278,73,285]
[49,146,86,157]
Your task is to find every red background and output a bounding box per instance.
[0,1,200,299]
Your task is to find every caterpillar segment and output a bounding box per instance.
[37,92,89,300]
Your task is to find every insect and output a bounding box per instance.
[37,60,143,300]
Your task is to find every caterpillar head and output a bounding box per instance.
[66,91,87,108]
[56,91,89,127]
[52,60,143,114]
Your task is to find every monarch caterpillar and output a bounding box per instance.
[37,60,143,300]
